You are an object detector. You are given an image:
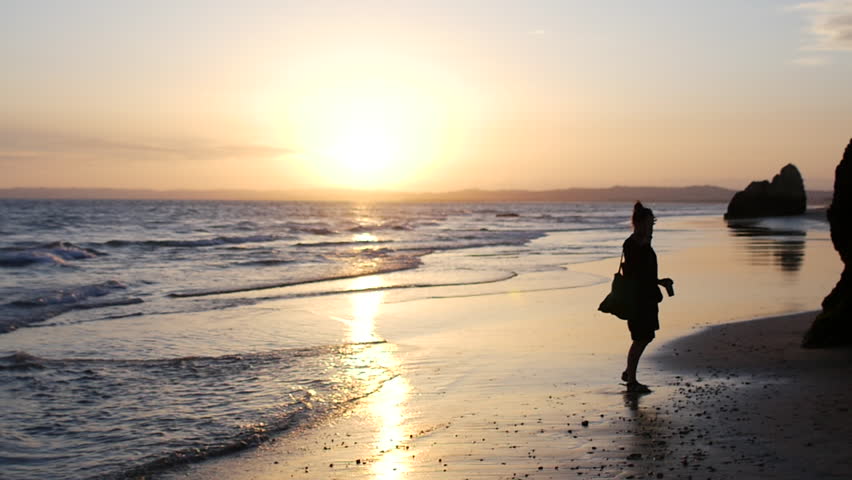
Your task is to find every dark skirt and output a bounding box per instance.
[627,302,659,343]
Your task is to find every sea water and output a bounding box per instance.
[0,199,820,479]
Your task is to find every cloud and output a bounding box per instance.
[792,55,832,65]
[0,150,43,160]
[0,129,293,163]
[791,0,852,51]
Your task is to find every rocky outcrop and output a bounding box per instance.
[803,139,852,348]
[724,164,807,219]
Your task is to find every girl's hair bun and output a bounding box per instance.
[632,201,654,227]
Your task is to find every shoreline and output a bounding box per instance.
[156,216,846,480]
[162,310,852,480]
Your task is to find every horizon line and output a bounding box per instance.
[0,185,835,204]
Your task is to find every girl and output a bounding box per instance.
[621,202,673,393]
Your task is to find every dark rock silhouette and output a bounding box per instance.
[803,139,852,348]
[724,164,807,219]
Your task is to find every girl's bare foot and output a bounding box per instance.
[626,381,651,393]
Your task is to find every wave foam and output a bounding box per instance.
[105,234,284,249]
[9,280,127,308]
[0,341,397,480]
[296,239,394,248]
[0,242,104,267]
[0,281,141,333]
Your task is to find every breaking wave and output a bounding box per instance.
[0,242,105,267]
[0,341,397,480]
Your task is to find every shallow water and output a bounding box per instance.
[1,200,670,333]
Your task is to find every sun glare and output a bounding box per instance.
[300,86,438,190]
[261,50,474,190]
[322,97,407,187]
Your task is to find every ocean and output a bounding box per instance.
[0,199,814,479]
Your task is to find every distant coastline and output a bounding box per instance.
[0,186,834,204]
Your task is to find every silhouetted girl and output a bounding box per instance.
[621,202,673,393]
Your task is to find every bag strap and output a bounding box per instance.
[617,250,625,274]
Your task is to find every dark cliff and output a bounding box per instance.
[803,139,852,348]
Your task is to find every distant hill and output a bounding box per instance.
[0,186,834,204]
[401,186,738,203]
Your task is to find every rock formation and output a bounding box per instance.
[803,139,852,348]
[724,164,807,219]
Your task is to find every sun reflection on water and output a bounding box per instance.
[345,275,411,478]
[353,232,380,243]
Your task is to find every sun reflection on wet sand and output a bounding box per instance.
[348,276,385,344]
[368,375,411,478]
[345,275,412,478]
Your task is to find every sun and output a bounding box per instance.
[302,85,433,190]
[322,98,407,187]
[259,49,476,190]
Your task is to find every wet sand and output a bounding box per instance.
[159,219,850,479]
[650,312,852,479]
[160,311,852,480]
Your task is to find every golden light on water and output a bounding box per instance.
[352,232,380,243]
[344,275,412,478]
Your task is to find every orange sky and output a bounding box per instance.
[2,1,851,192]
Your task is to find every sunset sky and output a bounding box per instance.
[2,1,851,192]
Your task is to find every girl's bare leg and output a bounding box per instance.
[623,340,650,384]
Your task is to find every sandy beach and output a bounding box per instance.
[155,217,850,480]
